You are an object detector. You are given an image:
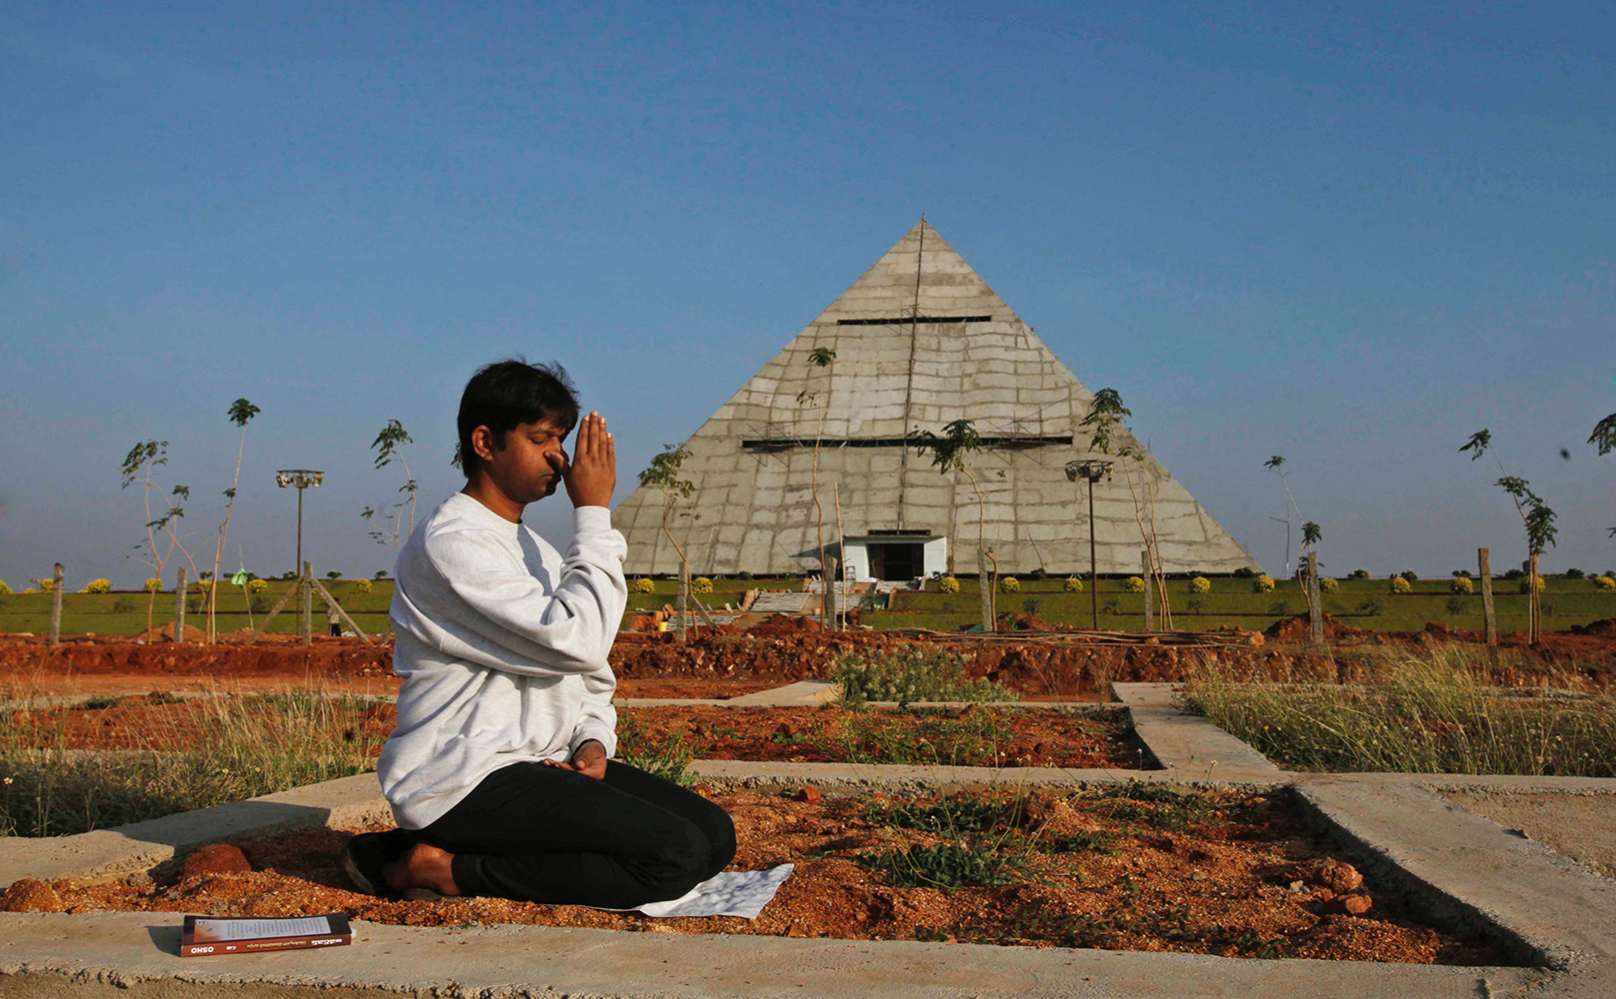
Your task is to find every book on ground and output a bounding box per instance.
[179,914,352,957]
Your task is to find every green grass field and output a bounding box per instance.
[4,575,1613,638]
[864,576,1616,634]
[0,579,397,637]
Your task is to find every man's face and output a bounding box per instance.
[477,416,572,504]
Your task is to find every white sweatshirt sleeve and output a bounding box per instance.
[570,667,619,757]
[400,506,628,677]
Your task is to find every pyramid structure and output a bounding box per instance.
[614,220,1259,579]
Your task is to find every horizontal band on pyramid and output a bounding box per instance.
[835,315,993,326]
[740,435,1074,451]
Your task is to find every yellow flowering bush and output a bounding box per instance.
[1253,576,1275,593]
[0,580,11,595]
[632,577,656,594]
[84,578,112,594]
[143,578,163,593]
[22,588,37,594]
[1390,577,1412,595]
[1518,575,1546,594]
[194,579,213,591]
[1593,575,1616,593]
[38,578,55,594]
[999,576,1021,593]
[1063,576,1084,593]
[1450,576,1474,595]
[940,576,961,594]
[693,577,714,594]
[1190,576,1212,594]
[1124,576,1146,593]
[247,579,270,594]
[1320,577,1339,593]
[354,578,373,595]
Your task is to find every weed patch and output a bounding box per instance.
[831,647,1017,708]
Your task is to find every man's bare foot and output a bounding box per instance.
[384,842,462,897]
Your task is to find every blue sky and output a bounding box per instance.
[2,1,1613,588]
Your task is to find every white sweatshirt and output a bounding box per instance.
[378,492,628,829]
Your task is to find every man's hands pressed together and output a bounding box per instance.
[564,411,616,509]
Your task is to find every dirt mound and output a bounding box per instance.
[181,844,252,878]
[141,622,207,643]
[747,614,825,636]
[996,612,1052,632]
[1263,613,1363,642]
[1572,619,1616,637]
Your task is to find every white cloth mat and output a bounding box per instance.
[603,864,793,919]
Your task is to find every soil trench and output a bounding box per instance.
[5,624,1610,700]
[3,788,1503,965]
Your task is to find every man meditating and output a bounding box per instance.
[343,359,735,907]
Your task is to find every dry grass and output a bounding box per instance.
[1182,647,1616,776]
[0,683,384,837]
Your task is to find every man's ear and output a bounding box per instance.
[471,426,499,464]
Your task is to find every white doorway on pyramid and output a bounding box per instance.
[613,220,1259,582]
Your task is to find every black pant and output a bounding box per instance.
[413,761,736,909]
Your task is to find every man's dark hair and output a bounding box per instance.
[457,358,579,479]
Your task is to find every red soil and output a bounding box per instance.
[4,699,1135,769]
[11,788,1500,964]
[3,622,1610,703]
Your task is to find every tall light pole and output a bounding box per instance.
[275,470,324,575]
[1067,459,1113,630]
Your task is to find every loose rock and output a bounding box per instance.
[1315,859,1363,893]
[795,786,822,804]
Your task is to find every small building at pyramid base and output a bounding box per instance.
[613,221,1260,582]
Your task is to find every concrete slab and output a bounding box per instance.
[1109,683,1283,784]
[0,774,389,887]
[0,911,1558,999]
[725,681,839,707]
[1292,774,1616,970]
[1440,788,1616,881]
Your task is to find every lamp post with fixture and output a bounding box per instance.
[1066,459,1113,630]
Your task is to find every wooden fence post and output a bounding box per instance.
[310,577,371,644]
[823,554,839,631]
[678,560,690,642]
[1478,548,1497,647]
[299,561,313,647]
[49,563,64,646]
[1308,552,1323,644]
[1528,552,1541,646]
[1141,550,1154,632]
[173,566,188,642]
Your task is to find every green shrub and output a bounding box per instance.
[1124,576,1146,593]
[1356,600,1382,616]
[1450,576,1474,595]
[1390,577,1412,595]
[1190,576,1211,594]
[831,647,1017,708]
[1565,568,1585,579]
[1063,576,1084,593]
[631,577,656,594]
[111,597,138,614]
[1445,596,1467,615]
[614,715,696,787]
[1348,569,1371,580]
[857,842,1017,890]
